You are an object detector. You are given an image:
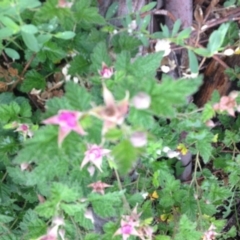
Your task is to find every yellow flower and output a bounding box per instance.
[148,191,159,201]
[177,143,188,155]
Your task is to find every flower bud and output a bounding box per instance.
[132,92,151,109]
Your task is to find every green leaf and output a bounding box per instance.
[20,70,46,92]
[151,76,202,117]
[172,19,181,37]
[0,16,20,33]
[175,215,202,240]
[161,24,170,38]
[105,2,119,19]
[194,47,210,57]
[0,102,21,124]
[130,52,163,78]
[61,203,85,216]
[112,140,139,173]
[128,108,154,129]
[201,103,215,122]
[18,0,41,10]
[4,48,20,60]
[207,23,230,54]
[177,28,191,40]
[21,24,38,34]
[196,139,213,163]
[0,27,13,39]
[76,4,106,26]
[51,182,80,202]
[140,2,157,13]
[38,41,66,63]
[69,55,90,75]
[0,214,14,223]
[65,81,91,111]
[15,97,32,118]
[90,41,111,71]
[35,200,58,218]
[188,50,198,74]
[21,32,40,52]
[54,31,76,40]
[112,33,142,53]
[89,192,122,218]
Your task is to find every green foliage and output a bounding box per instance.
[0,0,238,239]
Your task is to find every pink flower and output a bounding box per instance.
[42,110,86,147]
[114,219,140,240]
[213,92,238,117]
[90,84,129,134]
[80,144,110,174]
[202,224,218,240]
[114,205,142,240]
[15,123,33,138]
[122,205,141,227]
[98,62,114,79]
[131,92,151,109]
[88,180,111,195]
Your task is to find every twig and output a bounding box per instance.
[10,53,36,91]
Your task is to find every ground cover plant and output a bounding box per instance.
[1,0,240,239]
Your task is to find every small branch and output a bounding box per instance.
[10,53,36,91]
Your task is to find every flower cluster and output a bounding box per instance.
[114,206,154,240]
[213,91,239,117]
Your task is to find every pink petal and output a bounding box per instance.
[43,115,61,125]
[72,124,87,136]
[87,165,95,176]
[80,155,90,170]
[58,127,71,146]
[103,84,115,108]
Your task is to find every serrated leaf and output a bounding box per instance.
[90,192,122,218]
[196,140,213,163]
[54,31,76,40]
[201,103,215,122]
[90,41,111,71]
[51,182,79,202]
[0,102,21,123]
[112,140,139,173]
[65,81,91,110]
[151,76,202,117]
[112,33,142,53]
[130,52,163,78]
[61,203,85,216]
[0,214,14,223]
[76,4,106,26]
[128,108,154,129]
[69,55,90,75]
[39,41,66,63]
[20,70,46,92]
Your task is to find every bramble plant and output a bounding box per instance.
[1,0,240,239]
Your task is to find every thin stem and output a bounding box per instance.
[114,168,131,213]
